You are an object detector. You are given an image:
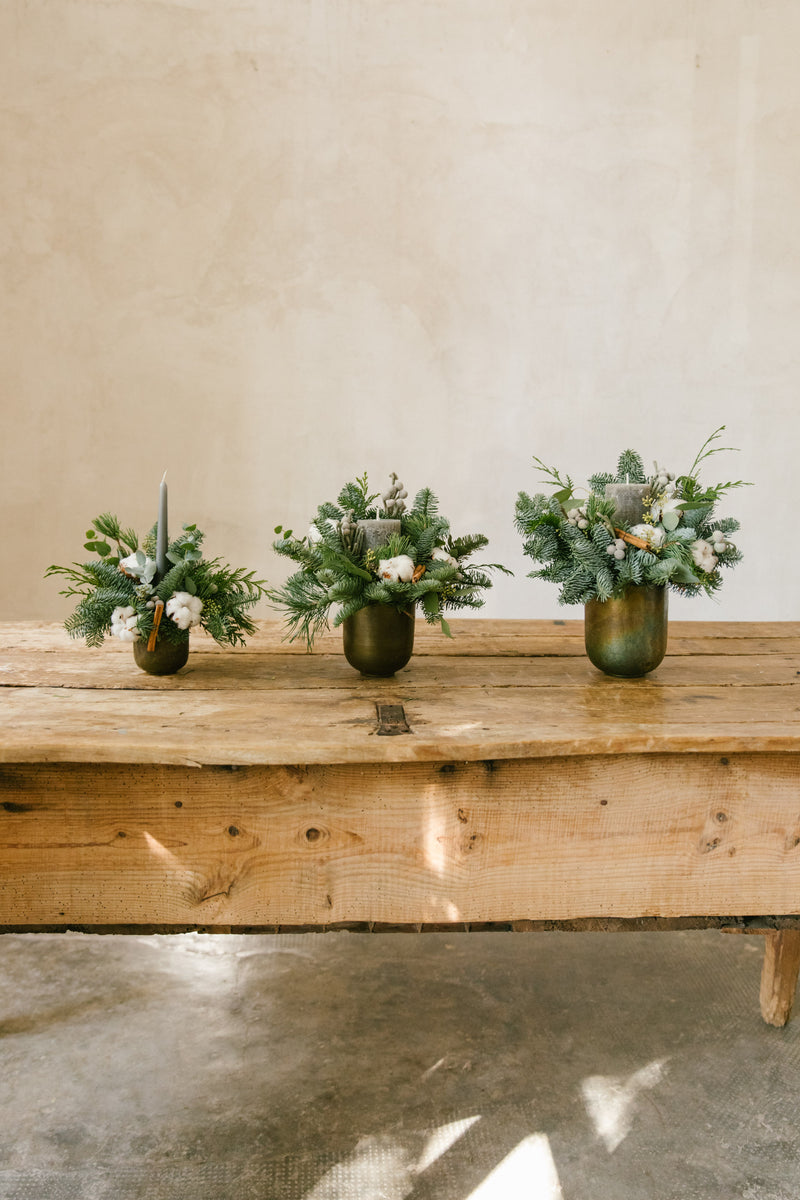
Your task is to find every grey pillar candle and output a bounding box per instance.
[604,482,651,528]
[357,518,401,550]
[156,471,168,575]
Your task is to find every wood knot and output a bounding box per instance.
[228,825,240,837]
[305,827,324,843]
[457,808,469,824]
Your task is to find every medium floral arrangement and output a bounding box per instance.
[514,428,748,605]
[46,513,267,649]
[271,472,509,645]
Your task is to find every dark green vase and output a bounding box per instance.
[342,605,415,676]
[133,637,190,676]
[584,586,668,678]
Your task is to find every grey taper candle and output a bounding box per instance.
[156,471,168,575]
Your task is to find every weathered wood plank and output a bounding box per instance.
[3,620,798,657]
[2,755,799,926]
[1,682,798,766]
[2,650,798,691]
[760,930,800,1027]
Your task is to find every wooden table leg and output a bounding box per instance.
[760,930,800,1027]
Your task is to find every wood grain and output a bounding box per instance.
[760,931,800,1027]
[2,649,798,691]
[1,681,799,766]
[2,755,800,927]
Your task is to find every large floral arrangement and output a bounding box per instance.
[271,472,509,645]
[514,428,748,605]
[46,514,267,648]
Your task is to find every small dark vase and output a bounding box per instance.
[342,605,415,676]
[584,585,668,678]
[133,637,190,676]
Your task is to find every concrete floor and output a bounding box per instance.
[0,930,799,1200]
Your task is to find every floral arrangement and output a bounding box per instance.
[46,514,267,648]
[514,428,748,605]
[271,472,509,645]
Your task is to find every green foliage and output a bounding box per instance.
[616,450,646,482]
[270,472,509,647]
[47,515,268,649]
[515,432,748,605]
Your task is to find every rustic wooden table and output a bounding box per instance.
[2,619,799,1025]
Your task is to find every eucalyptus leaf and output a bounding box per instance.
[662,510,680,531]
[671,562,700,584]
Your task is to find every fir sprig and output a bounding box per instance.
[515,432,748,605]
[47,517,268,648]
[270,473,510,647]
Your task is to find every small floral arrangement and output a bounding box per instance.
[514,428,748,605]
[271,472,510,646]
[46,514,267,648]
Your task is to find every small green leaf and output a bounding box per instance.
[422,591,439,618]
[183,523,197,532]
[553,487,573,504]
[85,530,95,540]
[96,542,112,557]
[185,576,197,595]
[440,615,453,638]
[274,525,283,534]
[671,562,699,584]
[166,550,180,565]
[662,511,680,531]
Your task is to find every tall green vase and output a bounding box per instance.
[342,605,415,676]
[584,586,668,678]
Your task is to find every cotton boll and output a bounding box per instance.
[431,547,459,569]
[166,592,204,630]
[630,524,665,549]
[377,555,415,583]
[110,605,141,642]
[119,552,157,584]
[690,540,718,571]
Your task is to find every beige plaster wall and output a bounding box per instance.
[1,0,796,622]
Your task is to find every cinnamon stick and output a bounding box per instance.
[147,600,165,652]
[613,528,650,550]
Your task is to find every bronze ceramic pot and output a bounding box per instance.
[342,605,415,676]
[584,586,668,678]
[133,637,190,676]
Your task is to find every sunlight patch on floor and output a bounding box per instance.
[464,1133,564,1199]
[415,1115,482,1173]
[581,1058,667,1153]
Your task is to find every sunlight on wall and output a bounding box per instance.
[464,1134,563,1200]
